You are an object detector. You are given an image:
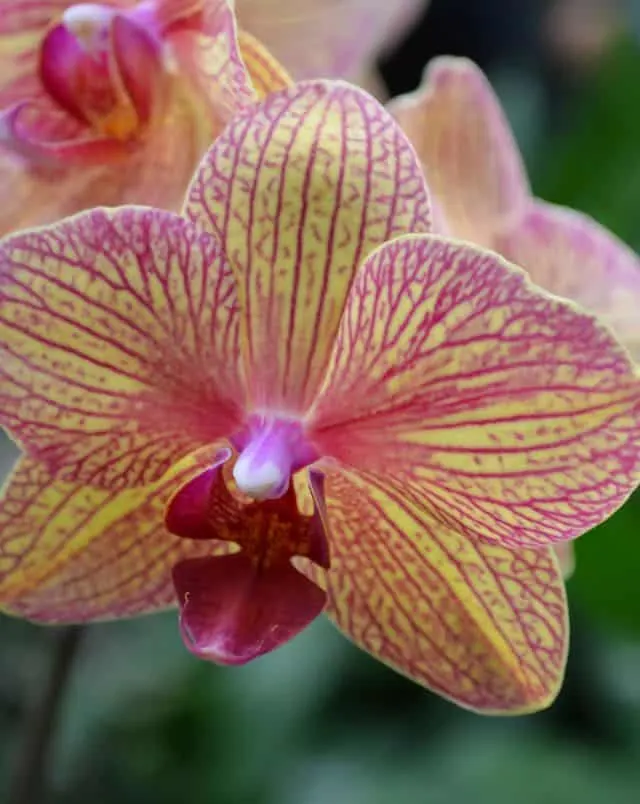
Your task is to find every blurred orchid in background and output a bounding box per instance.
[0,0,289,234]
[233,0,427,83]
[389,57,640,362]
[389,57,640,579]
[2,80,640,714]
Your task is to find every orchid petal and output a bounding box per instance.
[237,29,292,97]
[553,542,575,580]
[496,200,640,362]
[0,206,244,489]
[0,75,215,236]
[321,470,567,714]
[234,0,425,80]
[311,235,640,548]
[389,56,529,245]
[38,23,91,124]
[132,0,202,30]
[1,101,131,166]
[0,0,71,35]
[184,80,432,413]
[111,14,166,128]
[0,452,230,621]
[166,0,256,129]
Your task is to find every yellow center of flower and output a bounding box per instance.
[93,103,140,140]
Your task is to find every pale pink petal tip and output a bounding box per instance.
[498,200,640,361]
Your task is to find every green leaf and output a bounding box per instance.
[569,492,640,636]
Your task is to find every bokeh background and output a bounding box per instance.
[3,1,640,802]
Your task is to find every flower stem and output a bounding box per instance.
[8,625,85,804]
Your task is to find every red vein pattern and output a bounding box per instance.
[497,201,640,362]
[389,56,529,246]
[0,207,244,488]
[322,469,567,713]
[184,79,432,413]
[310,235,640,548]
[0,455,230,620]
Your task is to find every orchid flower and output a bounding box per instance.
[2,81,640,714]
[389,57,640,362]
[233,0,426,81]
[0,0,289,234]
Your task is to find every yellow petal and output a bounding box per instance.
[0,206,244,488]
[310,234,640,549]
[184,79,432,413]
[237,29,293,97]
[322,469,568,714]
[0,451,230,620]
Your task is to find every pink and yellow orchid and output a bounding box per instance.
[1,81,640,714]
[0,0,289,234]
[389,57,640,361]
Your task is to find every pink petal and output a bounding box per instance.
[0,0,70,35]
[235,0,425,79]
[110,14,166,127]
[130,0,204,31]
[321,469,568,713]
[235,28,292,98]
[184,79,431,413]
[0,207,245,489]
[38,22,96,125]
[389,56,530,245]
[1,101,131,166]
[554,542,575,580]
[310,234,640,549]
[166,0,256,131]
[496,200,640,362]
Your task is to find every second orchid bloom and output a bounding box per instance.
[0,0,289,233]
[1,80,640,714]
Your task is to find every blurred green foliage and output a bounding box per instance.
[539,37,640,252]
